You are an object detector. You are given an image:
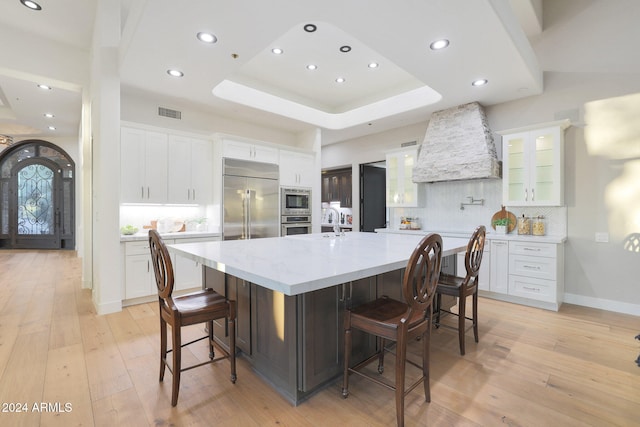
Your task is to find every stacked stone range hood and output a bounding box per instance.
[413,102,501,182]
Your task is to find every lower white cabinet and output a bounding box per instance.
[173,237,221,290]
[456,241,491,291]
[489,240,509,293]
[479,238,564,311]
[123,235,220,301]
[124,240,174,299]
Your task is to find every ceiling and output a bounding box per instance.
[0,0,639,146]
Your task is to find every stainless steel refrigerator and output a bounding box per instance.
[222,158,280,240]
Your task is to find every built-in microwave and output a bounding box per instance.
[281,187,311,215]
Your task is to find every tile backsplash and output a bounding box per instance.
[389,179,567,236]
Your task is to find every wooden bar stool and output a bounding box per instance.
[435,225,486,355]
[342,233,443,427]
[148,229,236,406]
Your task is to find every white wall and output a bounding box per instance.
[120,89,302,148]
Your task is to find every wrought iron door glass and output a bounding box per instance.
[17,164,54,235]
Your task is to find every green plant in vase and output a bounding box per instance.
[492,217,511,234]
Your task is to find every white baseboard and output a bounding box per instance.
[92,292,122,315]
[563,293,640,316]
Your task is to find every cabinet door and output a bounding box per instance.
[235,278,252,355]
[489,240,509,293]
[144,131,168,203]
[173,255,201,291]
[339,172,352,207]
[125,254,153,299]
[503,131,529,205]
[190,138,212,203]
[120,127,146,203]
[168,136,212,204]
[478,245,490,291]
[502,123,565,206]
[530,126,562,205]
[280,150,315,187]
[300,286,341,392]
[167,135,192,204]
[223,140,278,164]
[386,149,419,207]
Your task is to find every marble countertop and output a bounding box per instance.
[374,228,567,244]
[120,230,221,242]
[168,232,468,296]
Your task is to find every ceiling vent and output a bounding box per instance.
[158,107,182,120]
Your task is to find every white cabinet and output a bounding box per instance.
[121,127,168,203]
[222,139,278,164]
[124,236,221,301]
[173,236,221,291]
[489,240,509,293]
[279,150,315,188]
[479,238,564,311]
[168,135,212,204]
[508,241,562,307]
[386,148,421,207]
[500,120,569,206]
[124,239,173,299]
[457,243,491,291]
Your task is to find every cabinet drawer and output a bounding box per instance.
[125,241,150,256]
[125,238,176,256]
[509,254,556,280]
[509,275,555,302]
[509,241,556,257]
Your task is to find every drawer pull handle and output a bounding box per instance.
[523,265,541,270]
[523,286,540,292]
[524,247,541,252]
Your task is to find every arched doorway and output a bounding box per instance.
[0,140,75,249]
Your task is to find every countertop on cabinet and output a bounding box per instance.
[120,230,221,242]
[374,228,567,244]
[167,232,468,296]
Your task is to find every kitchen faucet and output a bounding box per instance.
[326,206,342,236]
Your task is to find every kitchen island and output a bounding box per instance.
[168,232,468,404]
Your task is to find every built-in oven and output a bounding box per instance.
[281,187,311,216]
[281,215,312,236]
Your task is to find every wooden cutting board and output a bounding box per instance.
[491,206,516,232]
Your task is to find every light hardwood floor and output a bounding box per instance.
[0,250,638,426]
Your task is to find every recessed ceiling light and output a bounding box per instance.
[303,24,317,33]
[339,46,351,53]
[306,64,318,70]
[48,126,56,131]
[335,77,346,83]
[472,79,488,87]
[37,84,51,90]
[368,62,379,69]
[44,113,54,118]
[271,48,283,55]
[196,32,217,44]
[20,0,41,10]
[430,39,450,50]
[167,69,184,77]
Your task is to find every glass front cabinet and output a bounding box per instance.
[386,148,420,207]
[499,120,570,206]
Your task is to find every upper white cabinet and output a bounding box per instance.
[121,127,168,203]
[500,120,570,206]
[386,148,421,207]
[168,135,212,204]
[280,150,315,188]
[222,139,278,164]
